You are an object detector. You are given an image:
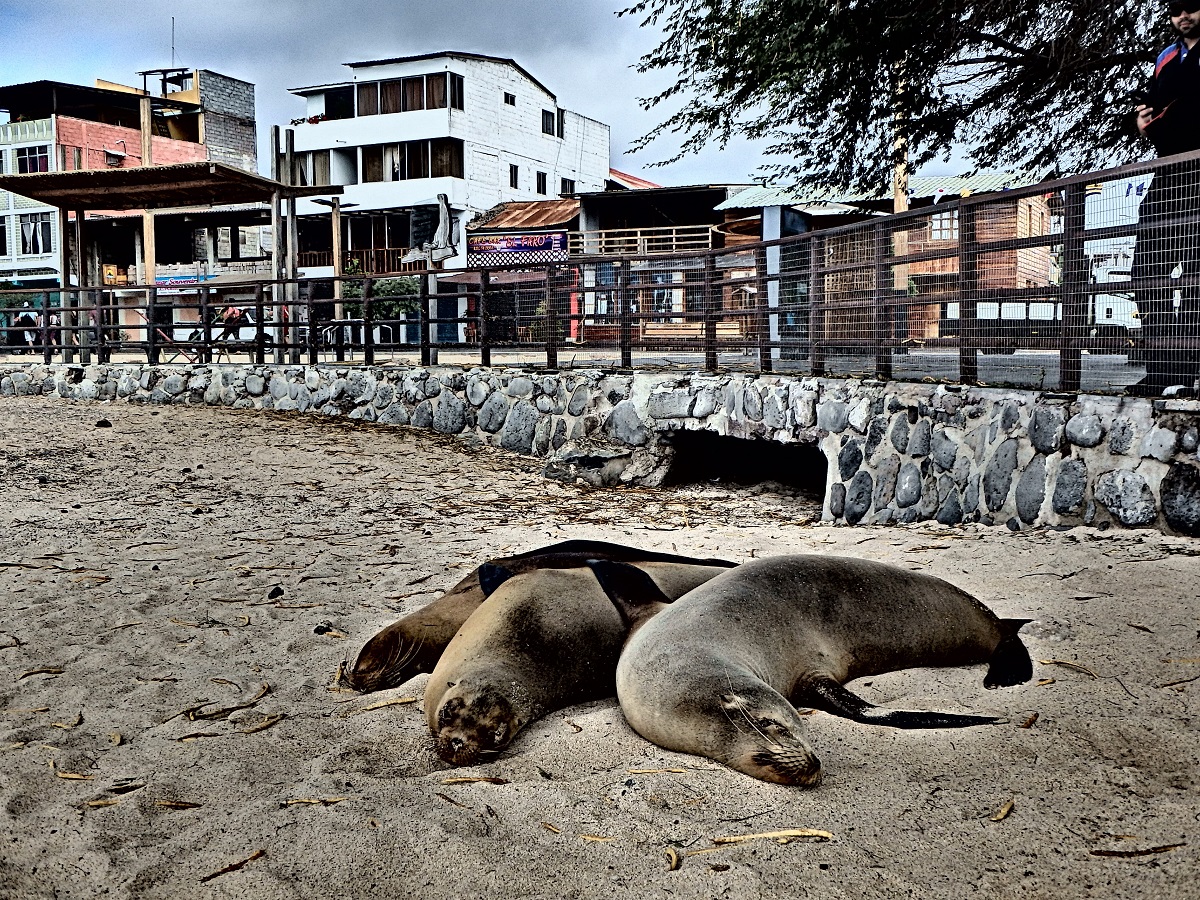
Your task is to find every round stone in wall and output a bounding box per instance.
[1161,462,1200,536]
[1052,458,1088,514]
[844,470,874,524]
[838,440,863,481]
[433,391,466,434]
[984,438,1019,512]
[477,392,511,433]
[1065,413,1104,448]
[828,482,847,519]
[895,462,922,509]
[501,400,541,454]
[1015,454,1047,524]
[1095,469,1158,527]
[1029,406,1064,454]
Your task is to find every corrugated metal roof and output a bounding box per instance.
[715,171,1050,210]
[608,168,661,190]
[467,199,579,232]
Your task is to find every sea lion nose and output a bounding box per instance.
[450,737,464,752]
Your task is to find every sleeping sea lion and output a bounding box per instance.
[343,539,736,693]
[426,561,732,766]
[589,554,1033,787]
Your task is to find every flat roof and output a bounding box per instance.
[336,51,555,100]
[0,162,341,211]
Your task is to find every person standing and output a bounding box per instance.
[1131,0,1200,394]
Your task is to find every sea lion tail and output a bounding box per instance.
[586,560,672,633]
[983,618,1034,689]
[802,677,1004,729]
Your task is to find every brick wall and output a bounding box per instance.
[55,117,207,169]
[197,70,257,172]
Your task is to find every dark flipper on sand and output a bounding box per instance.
[800,677,1004,729]
[984,618,1034,689]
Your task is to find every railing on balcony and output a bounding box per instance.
[297,248,425,274]
[568,225,713,256]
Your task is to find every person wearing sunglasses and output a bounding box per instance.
[1129,0,1200,396]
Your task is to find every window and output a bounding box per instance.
[0,216,8,256]
[426,73,447,110]
[557,109,566,138]
[324,87,355,120]
[503,92,516,106]
[541,110,555,136]
[430,138,463,178]
[361,145,385,183]
[16,145,50,174]
[312,149,331,186]
[381,79,403,114]
[402,77,425,112]
[0,149,5,174]
[560,177,575,195]
[450,73,465,110]
[930,210,959,241]
[19,213,53,255]
[357,82,379,116]
[509,164,519,189]
[536,171,547,195]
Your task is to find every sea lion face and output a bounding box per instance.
[341,623,431,693]
[717,689,823,787]
[432,685,521,767]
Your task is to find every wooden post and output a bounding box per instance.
[56,207,73,363]
[957,204,979,384]
[139,95,153,166]
[618,261,633,369]
[92,289,105,362]
[74,210,90,364]
[703,254,718,373]
[1060,183,1088,393]
[285,129,300,365]
[544,265,558,369]
[306,289,318,365]
[39,290,52,364]
[331,196,344,320]
[479,269,491,368]
[270,128,284,365]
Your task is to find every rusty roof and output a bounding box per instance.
[467,199,579,232]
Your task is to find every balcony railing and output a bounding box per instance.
[0,118,53,145]
[297,248,425,275]
[568,225,713,256]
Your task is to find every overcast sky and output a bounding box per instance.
[0,0,961,185]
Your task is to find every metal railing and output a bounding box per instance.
[296,248,424,274]
[567,225,713,256]
[2,151,1197,396]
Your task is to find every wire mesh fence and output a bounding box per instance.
[2,152,1197,395]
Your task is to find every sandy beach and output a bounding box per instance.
[0,395,1196,899]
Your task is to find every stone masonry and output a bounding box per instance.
[5,363,1200,537]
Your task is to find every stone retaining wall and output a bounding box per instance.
[4,363,1199,536]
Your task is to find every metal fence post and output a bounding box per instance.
[306,289,318,366]
[40,291,52,364]
[872,223,893,381]
[199,286,212,364]
[755,246,772,373]
[363,277,375,367]
[253,284,266,365]
[146,288,159,365]
[618,260,633,369]
[544,265,558,369]
[809,234,826,376]
[957,204,979,384]
[419,273,431,366]
[479,269,491,368]
[703,254,718,373]
[1060,183,1089,392]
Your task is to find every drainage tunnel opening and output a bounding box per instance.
[661,430,828,500]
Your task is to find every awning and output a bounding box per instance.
[0,162,342,211]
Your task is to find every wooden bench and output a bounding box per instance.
[641,321,744,342]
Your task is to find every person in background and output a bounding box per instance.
[1130,0,1200,395]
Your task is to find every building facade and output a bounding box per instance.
[287,51,610,273]
[0,69,256,291]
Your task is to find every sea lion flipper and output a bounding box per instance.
[479,563,515,597]
[587,560,672,631]
[802,677,1003,729]
[983,618,1034,689]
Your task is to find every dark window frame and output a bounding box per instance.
[324,87,355,120]
[450,73,465,111]
[560,177,575,195]
[503,91,516,106]
[509,163,519,189]
[536,171,547,195]
[15,145,50,174]
[556,109,566,138]
[541,110,555,136]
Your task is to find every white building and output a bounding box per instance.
[287,51,611,273]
